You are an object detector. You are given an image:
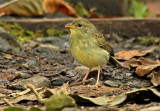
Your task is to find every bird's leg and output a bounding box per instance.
[83,68,92,81]
[95,67,101,86]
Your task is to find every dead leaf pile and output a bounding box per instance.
[116,47,160,86]
[2,83,160,111]
[0,0,79,17]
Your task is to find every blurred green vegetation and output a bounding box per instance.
[0,22,42,42]
[75,1,90,17]
[46,29,66,37]
[138,36,160,46]
[128,0,149,18]
[0,22,68,42]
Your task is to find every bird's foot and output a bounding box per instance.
[82,80,86,85]
[90,83,101,88]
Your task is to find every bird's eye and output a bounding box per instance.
[78,24,82,27]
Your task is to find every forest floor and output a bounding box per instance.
[0,23,160,111]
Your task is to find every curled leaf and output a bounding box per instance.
[115,47,156,60]
[148,69,160,86]
[136,64,160,76]
[70,94,111,106]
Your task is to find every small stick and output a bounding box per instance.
[0,0,19,9]
[159,44,160,60]
[8,88,42,99]
[27,84,46,104]
[3,98,14,107]
[69,78,94,87]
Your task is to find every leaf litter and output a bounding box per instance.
[116,47,160,86]
[3,82,160,111]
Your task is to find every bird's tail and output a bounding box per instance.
[109,56,122,67]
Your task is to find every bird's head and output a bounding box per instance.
[65,19,97,34]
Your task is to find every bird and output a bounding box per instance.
[65,19,121,87]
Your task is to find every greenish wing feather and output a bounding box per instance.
[93,33,114,56]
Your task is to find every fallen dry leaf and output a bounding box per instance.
[70,94,111,106]
[133,57,160,77]
[0,0,47,16]
[122,56,160,85]
[136,64,160,76]
[3,54,14,60]
[115,47,157,60]
[137,57,157,65]
[123,57,157,70]
[122,58,140,69]
[45,0,79,17]
[0,0,79,17]
[43,82,70,98]
[148,69,160,86]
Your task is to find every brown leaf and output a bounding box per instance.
[148,69,160,86]
[133,57,160,77]
[90,8,98,18]
[136,64,160,76]
[124,58,140,68]
[43,82,71,98]
[45,0,79,17]
[115,47,157,60]
[137,57,157,65]
[123,57,157,69]
[0,0,79,17]
[0,0,48,16]
[3,54,14,60]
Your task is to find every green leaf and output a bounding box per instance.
[70,94,111,106]
[109,93,127,106]
[3,106,27,111]
[45,92,76,111]
[29,107,43,111]
[129,0,149,18]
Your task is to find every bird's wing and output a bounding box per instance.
[92,32,122,67]
[92,32,114,56]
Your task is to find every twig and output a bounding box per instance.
[8,88,42,99]
[69,78,94,87]
[27,84,46,104]
[158,44,160,60]
[0,0,19,9]
[3,98,14,107]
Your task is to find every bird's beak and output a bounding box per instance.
[65,23,76,29]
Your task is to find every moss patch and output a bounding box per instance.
[0,22,41,42]
[46,29,66,37]
[138,36,160,46]
[0,22,68,42]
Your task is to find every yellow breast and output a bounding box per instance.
[70,37,110,68]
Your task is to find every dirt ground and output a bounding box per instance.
[0,28,159,111]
